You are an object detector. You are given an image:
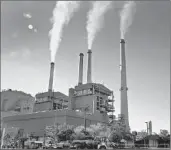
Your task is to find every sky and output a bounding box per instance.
[1,1,170,134]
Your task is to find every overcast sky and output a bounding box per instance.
[1,1,170,133]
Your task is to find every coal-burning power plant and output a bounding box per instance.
[2,40,131,139]
[33,39,130,131]
[1,1,138,143]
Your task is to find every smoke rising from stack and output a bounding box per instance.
[120,1,136,39]
[49,1,81,62]
[86,1,112,49]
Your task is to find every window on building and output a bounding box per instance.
[53,103,57,110]
[100,99,103,104]
[57,103,62,109]
[96,96,100,110]
[63,105,68,109]
[15,107,21,112]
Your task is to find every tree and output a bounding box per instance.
[2,127,19,147]
[124,132,133,141]
[3,133,11,146]
[72,124,106,140]
[73,125,88,140]
[45,124,59,143]
[57,128,74,141]
[136,130,148,141]
[160,130,169,137]
[45,123,75,143]
[14,128,27,149]
[108,130,121,143]
[108,120,129,142]
[159,130,170,148]
[89,123,108,137]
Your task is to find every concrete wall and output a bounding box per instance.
[34,101,52,112]
[2,110,67,136]
[3,116,66,136]
[149,140,158,147]
[20,99,34,114]
[74,95,94,113]
[2,110,109,137]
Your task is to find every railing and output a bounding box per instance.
[108,114,116,119]
[106,104,115,112]
[107,99,114,102]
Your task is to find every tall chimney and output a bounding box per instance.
[148,121,152,135]
[120,39,130,131]
[48,62,55,96]
[87,50,92,83]
[78,53,84,85]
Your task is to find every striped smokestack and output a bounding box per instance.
[48,62,55,97]
[120,39,130,132]
[78,53,84,85]
[87,50,92,83]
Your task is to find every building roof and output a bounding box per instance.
[35,91,68,100]
[1,89,33,97]
[75,83,112,95]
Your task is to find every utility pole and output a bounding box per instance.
[43,131,46,147]
[76,105,90,131]
[84,110,86,131]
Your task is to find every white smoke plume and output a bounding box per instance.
[87,1,113,49]
[120,1,136,39]
[49,1,81,62]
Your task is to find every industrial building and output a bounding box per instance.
[2,49,115,138]
[1,90,35,119]
[2,38,131,141]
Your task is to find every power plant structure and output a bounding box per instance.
[2,49,116,138]
[1,33,132,144]
[119,39,130,132]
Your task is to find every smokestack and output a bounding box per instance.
[87,50,92,83]
[148,121,152,135]
[120,39,130,131]
[48,62,55,96]
[78,53,84,85]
